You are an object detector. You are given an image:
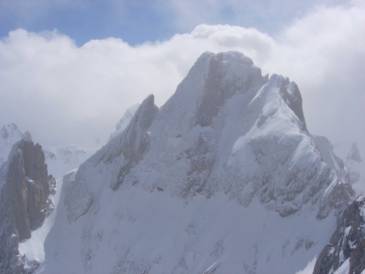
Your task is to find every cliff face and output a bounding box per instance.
[0,137,55,274]
[313,197,365,274]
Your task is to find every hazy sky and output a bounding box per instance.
[0,0,364,155]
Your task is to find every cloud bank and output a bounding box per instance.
[0,2,364,153]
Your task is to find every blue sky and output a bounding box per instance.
[0,0,348,44]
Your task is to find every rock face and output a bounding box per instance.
[0,137,55,274]
[43,52,353,274]
[313,197,365,274]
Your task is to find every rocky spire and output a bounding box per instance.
[0,138,55,273]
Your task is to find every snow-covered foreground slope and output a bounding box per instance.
[45,188,335,274]
[42,52,353,274]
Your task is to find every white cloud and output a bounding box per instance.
[164,0,350,32]
[0,2,364,155]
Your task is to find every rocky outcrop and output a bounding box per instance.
[313,197,365,274]
[0,137,55,274]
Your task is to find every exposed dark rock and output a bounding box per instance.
[313,197,365,274]
[0,138,55,274]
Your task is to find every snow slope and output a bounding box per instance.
[42,51,353,274]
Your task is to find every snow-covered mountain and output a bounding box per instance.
[41,51,353,274]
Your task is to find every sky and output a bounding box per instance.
[0,0,349,44]
[0,0,364,156]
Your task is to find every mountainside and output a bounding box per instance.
[0,136,55,274]
[42,52,353,274]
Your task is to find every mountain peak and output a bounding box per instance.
[42,52,353,274]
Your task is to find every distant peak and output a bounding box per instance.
[22,131,33,142]
[0,123,23,140]
[347,142,362,162]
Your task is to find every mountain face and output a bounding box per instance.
[0,136,55,274]
[314,197,365,274]
[42,52,353,274]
